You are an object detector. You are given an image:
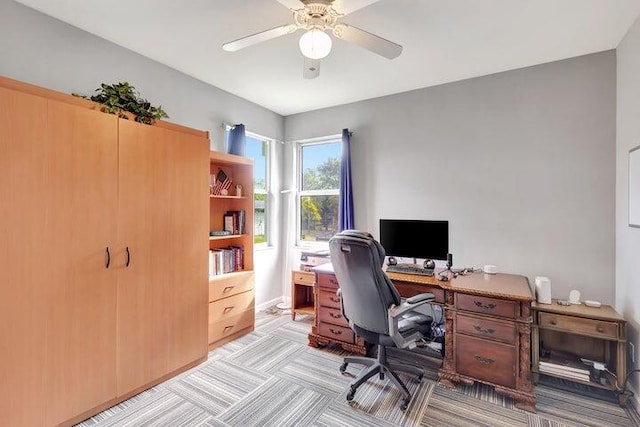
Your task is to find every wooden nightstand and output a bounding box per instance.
[531,299,627,405]
[291,270,315,320]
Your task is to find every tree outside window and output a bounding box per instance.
[298,140,341,243]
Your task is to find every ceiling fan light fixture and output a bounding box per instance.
[299,29,332,59]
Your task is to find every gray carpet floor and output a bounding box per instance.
[76,311,640,427]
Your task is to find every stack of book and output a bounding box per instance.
[209,246,245,276]
[538,351,592,382]
[224,210,246,235]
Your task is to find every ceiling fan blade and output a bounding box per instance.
[332,0,381,16]
[303,57,321,79]
[334,24,402,59]
[223,25,297,52]
[275,0,305,10]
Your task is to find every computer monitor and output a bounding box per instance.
[379,219,449,261]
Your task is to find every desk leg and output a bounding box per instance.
[438,308,457,389]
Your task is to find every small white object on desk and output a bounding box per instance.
[584,300,602,308]
[534,276,552,304]
[483,264,497,274]
[568,289,581,305]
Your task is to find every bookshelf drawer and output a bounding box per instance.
[539,313,618,339]
[456,313,516,345]
[208,290,254,323]
[457,294,517,319]
[319,322,354,344]
[317,273,340,290]
[209,271,254,302]
[292,270,315,286]
[318,289,342,309]
[319,306,349,328]
[456,334,516,389]
[208,308,254,344]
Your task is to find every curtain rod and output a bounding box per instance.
[221,122,284,144]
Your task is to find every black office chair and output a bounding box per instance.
[328,230,436,410]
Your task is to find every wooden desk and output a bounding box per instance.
[531,299,627,404]
[308,266,537,412]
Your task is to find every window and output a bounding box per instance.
[297,138,342,244]
[225,128,271,246]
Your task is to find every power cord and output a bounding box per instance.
[619,369,640,404]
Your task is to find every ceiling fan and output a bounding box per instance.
[222,0,402,79]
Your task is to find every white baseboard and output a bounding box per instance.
[256,297,284,312]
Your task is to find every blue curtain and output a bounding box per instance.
[228,124,246,156]
[339,128,354,231]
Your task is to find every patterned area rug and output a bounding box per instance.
[76,310,640,427]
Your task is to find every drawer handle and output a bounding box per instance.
[474,301,496,310]
[223,325,235,332]
[329,296,340,303]
[223,306,235,314]
[473,325,495,335]
[330,279,338,286]
[329,312,342,319]
[223,286,235,293]
[329,328,343,335]
[474,355,495,365]
[596,326,604,333]
[550,320,557,326]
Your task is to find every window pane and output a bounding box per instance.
[301,142,341,191]
[246,135,267,191]
[300,194,339,242]
[254,193,266,244]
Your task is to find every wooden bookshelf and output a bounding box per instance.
[208,151,255,349]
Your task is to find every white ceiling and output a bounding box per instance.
[14,0,640,116]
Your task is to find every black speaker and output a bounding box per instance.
[423,259,435,270]
[387,256,397,266]
[446,253,453,269]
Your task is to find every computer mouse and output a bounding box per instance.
[438,274,449,282]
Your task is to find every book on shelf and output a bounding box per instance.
[224,210,245,235]
[209,246,245,277]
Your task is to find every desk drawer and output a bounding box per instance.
[317,273,340,290]
[456,334,516,389]
[393,282,445,303]
[318,289,342,309]
[539,312,618,339]
[457,294,517,319]
[319,322,354,344]
[292,270,315,286]
[319,306,349,328]
[456,313,516,345]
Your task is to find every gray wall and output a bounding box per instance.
[616,15,640,402]
[285,51,617,304]
[0,0,286,307]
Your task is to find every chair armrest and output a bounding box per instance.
[405,293,435,305]
[388,294,435,349]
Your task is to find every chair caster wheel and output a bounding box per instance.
[346,390,355,402]
[401,399,409,411]
[416,373,424,383]
[340,362,348,373]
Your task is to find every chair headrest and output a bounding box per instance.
[331,230,386,266]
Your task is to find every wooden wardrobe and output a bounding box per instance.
[0,76,209,427]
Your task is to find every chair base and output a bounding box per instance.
[340,345,423,411]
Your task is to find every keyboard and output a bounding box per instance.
[386,264,435,276]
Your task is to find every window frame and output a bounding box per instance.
[296,135,342,248]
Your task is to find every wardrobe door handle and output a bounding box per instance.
[126,246,131,267]
[105,247,111,269]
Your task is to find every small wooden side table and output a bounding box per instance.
[531,299,627,405]
[291,270,315,320]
